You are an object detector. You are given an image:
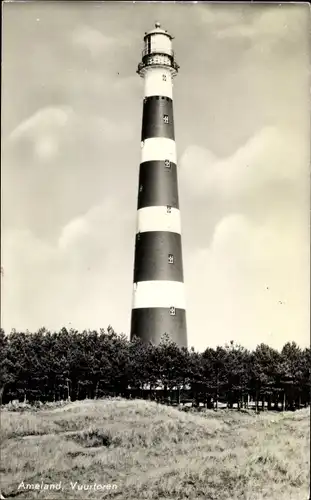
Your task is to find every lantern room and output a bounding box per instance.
[137,22,179,77]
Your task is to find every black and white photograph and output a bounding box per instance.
[1,1,310,499]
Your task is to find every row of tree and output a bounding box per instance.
[0,327,310,411]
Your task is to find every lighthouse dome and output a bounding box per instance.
[143,22,173,40]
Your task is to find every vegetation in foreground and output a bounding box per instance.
[1,328,310,411]
[1,399,309,500]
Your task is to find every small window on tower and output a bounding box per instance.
[139,185,143,192]
[164,159,171,169]
[166,205,171,213]
[168,254,174,264]
[162,74,167,81]
[163,114,169,124]
[137,232,141,240]
[169,306,176,316]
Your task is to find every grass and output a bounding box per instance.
[0,399,309,499]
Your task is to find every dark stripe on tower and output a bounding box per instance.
[141,96,174,140]
[134,231,184,283]
[131,308,187,346]
[138,161,179,209]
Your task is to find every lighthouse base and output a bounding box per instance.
[130,307,187,347]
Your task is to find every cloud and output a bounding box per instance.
[58,198,134,264]
[7,104,135,162]
[70,25,130,61]
[1,228,63,330]
[2,103,138,241]
[180,126,309,204]
[196,2,308,50]
[8,106,73,162]
[1,197,135,334]
[9,107,71,140]
[180,123,309,350]
[71,26,116,58]
[184,210,309,351]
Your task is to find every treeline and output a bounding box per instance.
[0,327,310,411]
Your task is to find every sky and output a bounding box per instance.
[1,1,310,351]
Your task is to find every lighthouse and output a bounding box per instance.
[130,22,187,347]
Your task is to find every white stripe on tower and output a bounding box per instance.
[132,281,186,309]
[136,206,181,234]
[131,22,187,347]
[144,67,173,98]
[141,138,176,163]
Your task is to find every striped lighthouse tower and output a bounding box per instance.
[130,22,187,347]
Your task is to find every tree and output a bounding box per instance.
[0,325,308,412]
[128,336,158,397]
[222,342,251,409]
[200,346,229,408]
[280,342,306,410]
[151,337,189,403]
[0,330,15,404]
[250,344,283,411]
